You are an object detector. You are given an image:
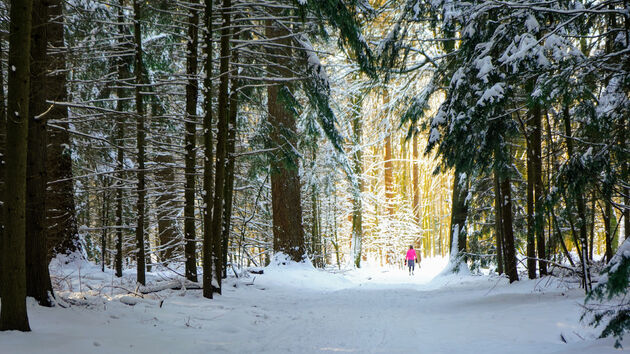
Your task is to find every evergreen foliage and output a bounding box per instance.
[585,239,630,348]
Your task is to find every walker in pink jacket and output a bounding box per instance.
[405,245,419,275]
[406,248,417,262]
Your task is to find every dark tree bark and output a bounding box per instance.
[26,0,54,306]
[221,30,240,278]
[114,0,131,278]
[211,0,232,294]
[266,16,305,263]
[0,0,33,332]
[619,8,630,242]
[526,135,537,279]
[493,171,504,275]
[202,0,214,300]
[100,184,110,272]
[184,0,200,283]
[500,176,519,283]
[532,105,546,276]
[46,0,80,257]
[603,200,615,263]
[155,148,178,263]
[563,105,591,292]
[623,123,629,241]
[0,35,5,288]
[133,0,146,286]
[449,168,468,257]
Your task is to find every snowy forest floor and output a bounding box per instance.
[1,256,626,354]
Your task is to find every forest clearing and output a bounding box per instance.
[0,0,628,352]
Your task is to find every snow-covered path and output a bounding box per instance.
[0,258,623,353]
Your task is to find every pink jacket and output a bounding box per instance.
[406,249,417,261]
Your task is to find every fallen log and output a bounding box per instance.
[138,280,202,294]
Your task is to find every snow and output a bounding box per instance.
[0,255,625,353]
[525,14,540,33]
[429,127,440,144]
[476,82,505,106]
[475,56,494,83]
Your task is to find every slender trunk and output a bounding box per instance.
[101,186,110,272]
[311,185,322,267]
[26,0,54,307]
[501,176,519,283]
[351,96,363,268]
[0,0,33,331]
[412,133,420,223]
[202,0,214,299]
[333,191,341,269]
[493,171,504,275]
[526,140,536,278]
[114,0,129,278]
[156,149,177,263]
[590,194,596,261]
[133,0,146,286]
[266,14,305,262]
[211,0,232,294]
[604,200,614,263]
[221,30,240,279]
[46,0,80,258]
[184,0,200,283]
[563,105,591,292]
[526,100,544,278]
[533,107,546,275]
[449,168,468,257]
[383,91,394,216]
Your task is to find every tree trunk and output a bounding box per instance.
[202,0,214,300]
[26,0,54,307]
[604,200,614,263]
[100,185,110,272]
[0,0,33,331]
[114,0,130,278]
[501,176,519,283]
[449,168,468,257]
[133,0,146,286]
[623,123,629,241]
[221,31,240,278]
[563,105,591,292]
[184,0,200,283]
[589,194,596,261]
[412,133,420,223]
[351,96,363,268]
[526,101,545,278]
[311,184,322,267]
[211,0,232,294]
[266,15,305,262]
[526,139,536,279]
[155,149,178,263]
[532,105,546,276]
[46,0,80,257]
[383,90,394,217]
[0,35,5,289]
[493,171,504,275]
